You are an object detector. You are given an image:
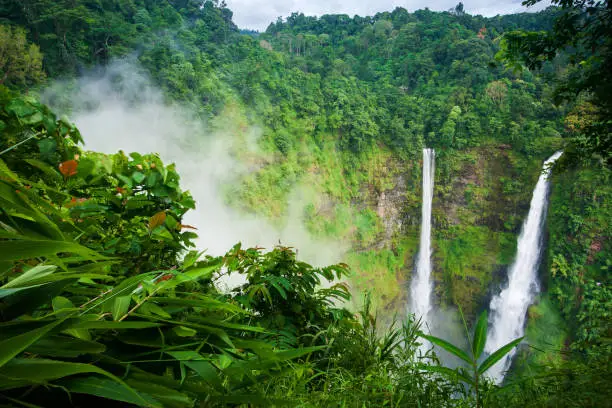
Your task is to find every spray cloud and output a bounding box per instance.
[43,59,347,288]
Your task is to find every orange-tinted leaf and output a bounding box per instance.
[149,211,166,231]
[179,224,198,230]
[59,160,78,177]
[155,274,174,284]
[65,197,78,209]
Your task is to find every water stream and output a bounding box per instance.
[410,148,436,332]
[484,151,563,383]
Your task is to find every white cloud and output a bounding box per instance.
[225,0,550,31]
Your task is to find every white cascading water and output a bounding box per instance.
[410,148,436,330]
[484,151,563,383]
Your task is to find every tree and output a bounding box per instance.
[454,2,465,16]
[0,24,45,87]
[499,0,612,165]
[485,80,508,107]
[440,105,462,148]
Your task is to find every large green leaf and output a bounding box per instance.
[225,346,325,375]
[0,183,64,240]
[153,296,245,314]
[478,336,523,375]
[126,379,195,408]
[25,335,105,358]
[0,279,76,320]
[140,302,171,319]
[0,286,36,300]
[172,326,197,337]
[69,320,162,330]
[0,359,147,406]
[180,264,219,281]
[61,376,162,408]
[22,271,112,286]
[0,239,108,262]
[112,295,132,321]
[421,334,472,365]
[167,351,222,389]
[472,310,488,360]
[0,319,66,367]
[186,315,267,333]
[133,316,235,348]
[0,158,19,181]
[51,296,78,318]
[132,171,146,183]
[23,159,62,182]
[1,265,57,289]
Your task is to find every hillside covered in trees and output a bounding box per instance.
[0,0,609,406]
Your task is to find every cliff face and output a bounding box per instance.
[353,145,547,319]
[430,145,543,317]
[229,135,556,320]
[375,173,411,246]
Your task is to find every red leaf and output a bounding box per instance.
[59,160,78,177]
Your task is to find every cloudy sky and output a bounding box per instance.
[225,0,549,31]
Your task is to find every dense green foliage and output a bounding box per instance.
[0,0,610,405]
[0,90,518,407]
[0,24,44,87]
[500,0,612,166]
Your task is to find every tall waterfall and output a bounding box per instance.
[484,151,563,383]
[410,148,436,329]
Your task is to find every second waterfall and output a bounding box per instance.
[410,148,436,329]
[484,151,563,383]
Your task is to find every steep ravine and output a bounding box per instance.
[231,139,556,320]
[367,145,552,319]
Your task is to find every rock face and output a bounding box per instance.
[352,146,545,320]
[429,146,545,317]
[345,157,421,321]
[308,145,549,322]
[376,173,409,247]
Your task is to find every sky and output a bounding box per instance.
[225,0,549,31]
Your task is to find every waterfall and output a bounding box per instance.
[484,151,563,383]
[410,148,435,330]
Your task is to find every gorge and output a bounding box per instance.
[0,1,609,406]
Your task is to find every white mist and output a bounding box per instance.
[43,60,347,291]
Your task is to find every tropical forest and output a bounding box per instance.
[0,0,609,406]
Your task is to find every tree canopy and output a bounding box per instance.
[499,0,612,165]
[0,24,45,87]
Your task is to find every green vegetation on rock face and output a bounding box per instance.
[547,160,611,353]
[0,0,610,405]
